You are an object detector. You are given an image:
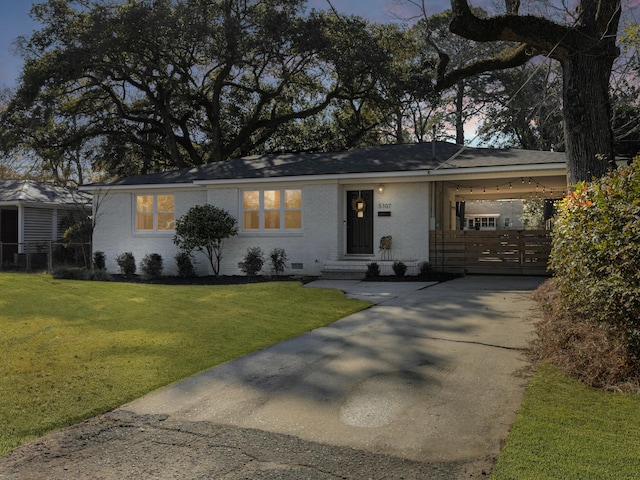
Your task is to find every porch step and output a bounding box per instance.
[321,260,421,279]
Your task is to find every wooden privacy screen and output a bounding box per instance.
[429,230,552,276]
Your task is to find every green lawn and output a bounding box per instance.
[492,362,640,479]
[0,273,368,455]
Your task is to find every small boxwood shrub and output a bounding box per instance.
[270,248,288,276]
[241,247,264,276]
[366,262,380,278]
[175,251,196,278]
[419,261,432,277]
[116,252,136,278]
[93,251,106,270]
[141,253,163,280]
[392,260,407,277]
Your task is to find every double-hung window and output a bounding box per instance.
[135,194,175,232]
[243,189,302,232]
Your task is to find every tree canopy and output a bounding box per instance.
[2,0,412,181]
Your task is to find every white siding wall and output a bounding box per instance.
[23,207,54,243]
[92,181,431,276]
[206,183,340,277]
[346,182,430,262]
[93,189,207,275]
[93,185,341,276]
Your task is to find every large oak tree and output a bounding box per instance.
[3,0,399,179]
[435,0,622,184]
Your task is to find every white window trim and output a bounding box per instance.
[133,194,175,234]
[241,188,303,233]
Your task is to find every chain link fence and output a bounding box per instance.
[0,242,92,272]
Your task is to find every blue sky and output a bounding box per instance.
[0,0,450,89]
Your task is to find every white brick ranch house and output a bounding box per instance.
[82,142,568,277]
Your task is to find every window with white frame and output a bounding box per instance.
[135,194,175,232]
[466,216,497,230]
[242,189,302,232]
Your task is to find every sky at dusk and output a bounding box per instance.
[0,0,452,89]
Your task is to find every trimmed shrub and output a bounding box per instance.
[392,260,407,277]
[544,156,640,388]
[419,261,432,277]
[173,205,238,276]
[241,247,264,276]
[141,253,163,280]
[52,267,90,280]
[93,251,106,270]
[366,262,380,278]
[270,248,288,276]
[175,251,196,278]
[116,252,136,278]
[551,158,640,333]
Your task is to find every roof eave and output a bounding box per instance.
[80,162,567,190]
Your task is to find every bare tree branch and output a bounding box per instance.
[435,43,535,91]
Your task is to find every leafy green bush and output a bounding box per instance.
[366,262,380,278]
[52,267,90,280]
[419,261,432,277]
[548,157,640,385]
[93,251,106,270]
[173,205,238,276]
[141,253,163,280]
[116,252,136,278]
[241,247,264,276]
[270,248,288,276]
[175,251,196,278]
[392,260,407,277]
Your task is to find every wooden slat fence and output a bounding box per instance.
[429,230,552,275]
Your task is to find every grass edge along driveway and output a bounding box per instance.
[0,273,368,456]
[492,362,640,479]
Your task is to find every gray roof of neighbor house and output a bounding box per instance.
[0,180,91,206]
[87,142,567,187]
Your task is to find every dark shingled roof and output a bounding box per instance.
[0,180,90,205]
[92,142,566,187]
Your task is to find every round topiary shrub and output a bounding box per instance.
[366,262,380,278]
[141,253,163,280]
[116,252,136,278]
[392,260,407,277]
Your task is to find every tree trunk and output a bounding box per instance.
[455,82,465,145]
[562,54,615,186]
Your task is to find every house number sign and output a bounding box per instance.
[378,203,392,209]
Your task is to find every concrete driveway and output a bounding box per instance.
[0,275,544,479]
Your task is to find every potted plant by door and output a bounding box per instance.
[379,235,392,260]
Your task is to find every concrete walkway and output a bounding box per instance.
[0,276,544,479]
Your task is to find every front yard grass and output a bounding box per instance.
[0,273,368,456]
[492,362,640,479]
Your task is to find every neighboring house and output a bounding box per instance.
[0,180,91,264]
[463,200,526,230]
[82,142,568,277]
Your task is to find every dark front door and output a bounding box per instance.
[346,190,373,254]
[1,209,19,263]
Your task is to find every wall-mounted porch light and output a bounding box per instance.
[377,184,385,194]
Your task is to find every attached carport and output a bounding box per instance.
[427,147,568,275]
